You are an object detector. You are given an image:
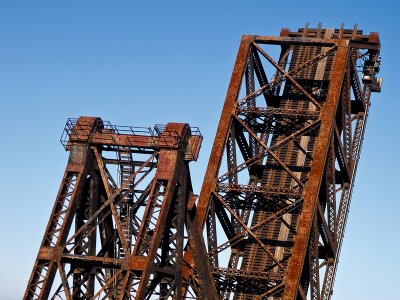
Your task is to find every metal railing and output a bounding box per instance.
[61,118,202,155]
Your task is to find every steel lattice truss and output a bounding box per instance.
[186,26,381,299]
[24,117,205,299]
[25,25,381,300]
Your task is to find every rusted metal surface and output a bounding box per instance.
[25,25,381,300]
[182,25,381,299]
[24,117,209,299]
[282,40,349,300]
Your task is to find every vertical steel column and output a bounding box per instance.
[24,118,203,299]
[24,117,99,299]
[282,42,349,300]
[196,36,253,223]
[132,123,192,299]
[181,36,252,298]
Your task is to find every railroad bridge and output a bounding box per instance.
[25,25,381,299]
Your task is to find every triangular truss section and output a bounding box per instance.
[25,25,382,300]
[183,25,381,300]
[24,117,214,299]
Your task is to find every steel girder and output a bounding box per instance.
[24,117,213,299]
[182,26,381,300]
[24,25,382,300]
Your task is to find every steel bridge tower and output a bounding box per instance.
[24,25,381,299]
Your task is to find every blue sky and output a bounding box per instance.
[0,1,398,299]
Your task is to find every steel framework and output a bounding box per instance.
[25,25,381,300]
[24,117,207,299]
[185,25,381,300]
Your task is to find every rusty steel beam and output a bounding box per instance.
[182,26,381,299]
[282,41,349,300]
[25,25,381,300]
[24,117,212,299]
[196,34,254,231]
[63,118,203,160]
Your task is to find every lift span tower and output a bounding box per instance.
[25,25,381,299]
